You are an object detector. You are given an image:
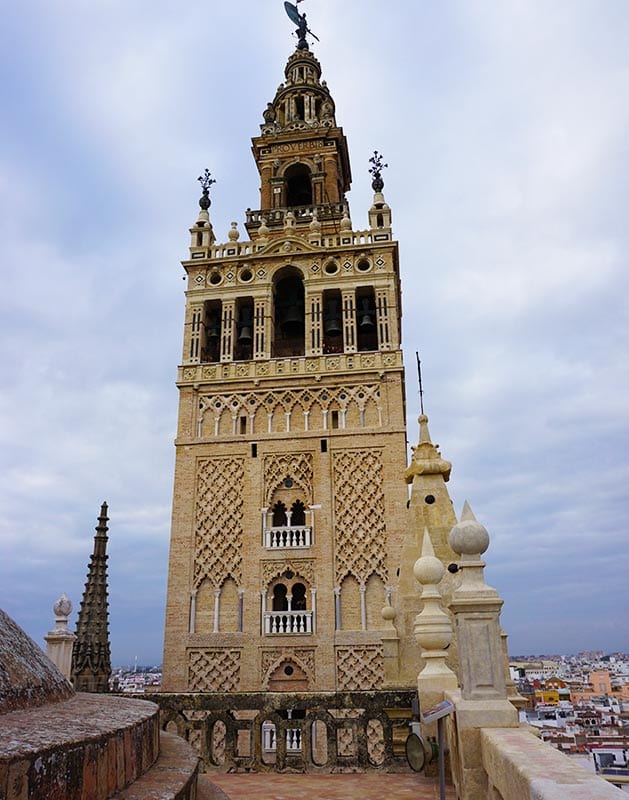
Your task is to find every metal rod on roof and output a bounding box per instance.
[416,351,425,415]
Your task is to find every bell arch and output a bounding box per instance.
[284,162,313,207]
[273,267,305,358]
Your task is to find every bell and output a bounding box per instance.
[357,298,375,330]
[281,293,304,334]
[238,325,252,343]
[237,307,253,343]
[206,317,220,340]
[324,299,342,336]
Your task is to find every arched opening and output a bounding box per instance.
[265,573,313,634]
[356,287,378,352]
[272,583,288,612]
[272,500,288,527]
[290,499,306,526]
[234,297,254,361]
[273,271,305,357]
[323,289,343,354]
[202,300,221,363]
[292,582,307,611]
[285,163,312,207]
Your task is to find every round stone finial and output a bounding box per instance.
[53,594,72,618]
[381,604,396,622]
[228,222,240,242]
[413,554,445,586]
[449,519,490,557]
[340,210,352,231]
[258,216,269,237]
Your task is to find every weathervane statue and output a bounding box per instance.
[284,0,319,50]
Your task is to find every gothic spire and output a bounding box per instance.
[71,502,111,693]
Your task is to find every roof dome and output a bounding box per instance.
[0,608,73,714]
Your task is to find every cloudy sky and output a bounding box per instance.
[1,1,627,666]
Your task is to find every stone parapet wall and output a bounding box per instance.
[112,732,199,800]
[481,727,625,799]
[0,694,160,799]
[150,690,415,773]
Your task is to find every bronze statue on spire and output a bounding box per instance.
[284,1,319,50]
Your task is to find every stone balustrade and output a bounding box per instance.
[264,611,313,634]
[264,525,312,548]
[262,724,302,752]
[151,690,416,773]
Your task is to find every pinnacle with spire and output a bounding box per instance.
[405,414,452,483]
[71,502,112,693]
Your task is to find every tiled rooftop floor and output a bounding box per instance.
[198,772,455,800]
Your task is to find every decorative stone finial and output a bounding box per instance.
[340,208,352,231]
[258,215,269,239]
[448,507,514,706]
[418,414,432,444]
[228,222,240,242]
[412,528,457,688]
[309,209,321,233]
[413,527,444,586]
[369,150,388,193]
[449,501,490,558]
[284,211,296,229]
[406,413,452,483]
[53,593,72,620]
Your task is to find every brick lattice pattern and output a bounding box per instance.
[333,450,388,585]
[194,457,245,589]
[188,649,241,692]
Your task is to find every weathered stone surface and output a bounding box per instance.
[111,732,199,800]
[0,608,73,714]
[482,727,625,799]
[0,694,160,799]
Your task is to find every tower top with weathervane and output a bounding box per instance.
[284,1,319,50]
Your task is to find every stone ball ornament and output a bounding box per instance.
[53,593,72,618]
[413,553,445,586]
[449,517,489,557]
[381,604,396,622]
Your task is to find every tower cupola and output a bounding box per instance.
[246,48,351,239]
[262,49,337,134]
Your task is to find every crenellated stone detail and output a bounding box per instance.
[194,457,244,589]
[188,649,241,692]
[333,450,388,585]
[335,645,384,690]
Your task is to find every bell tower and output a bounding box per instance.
[161,34,414,695]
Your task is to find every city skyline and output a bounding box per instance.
[1,1,628,664]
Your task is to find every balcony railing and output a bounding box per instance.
[264,526,312,549]
[264,611,313,635]
[246,204,346,228]
[262,724,302,752]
